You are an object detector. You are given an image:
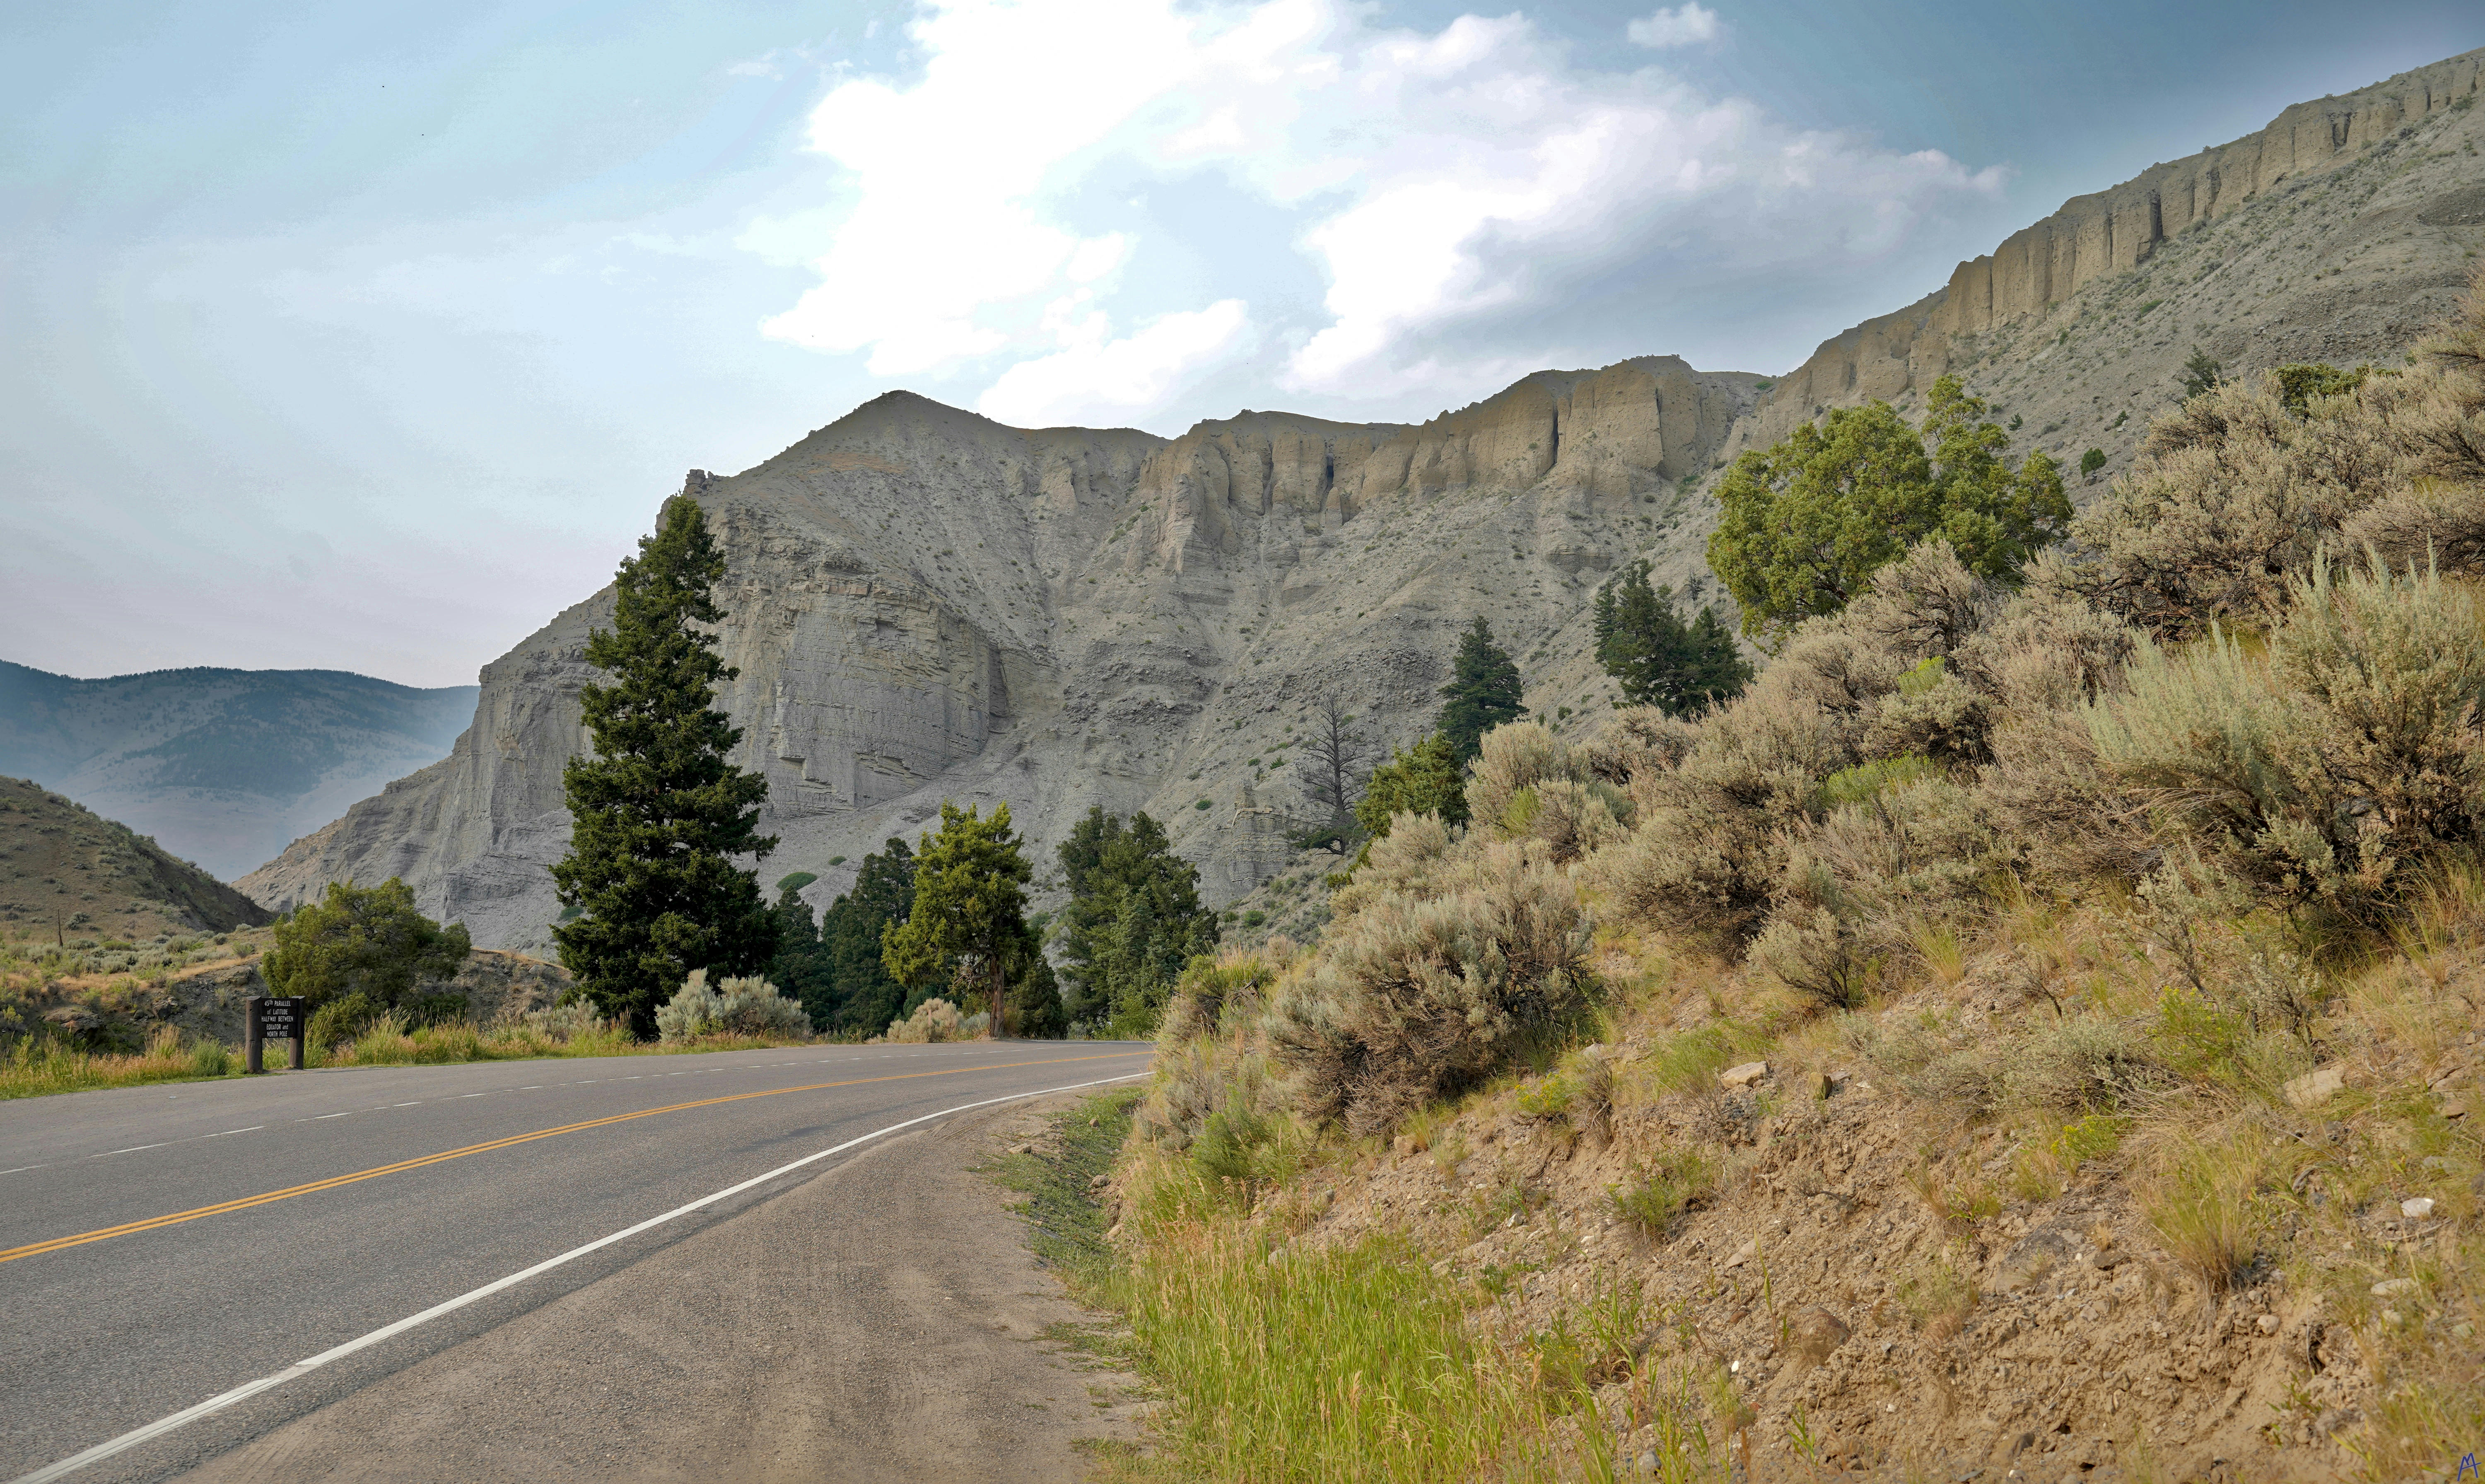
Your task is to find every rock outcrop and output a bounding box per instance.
[237,48,2485,956]
[1755,46,2485,448]
[241,361,1762,950]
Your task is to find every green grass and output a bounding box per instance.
[1112,1185,1611,1482]
[1610,1148,1720,1237]
[982,1087,1144,1282]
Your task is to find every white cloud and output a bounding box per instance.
[1627,4,1725,50]
[751,0,2002,419]
[977,299,1252,426]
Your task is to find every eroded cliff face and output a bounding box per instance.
[1755,47,2485,448]
[238,48,2485,955]
[241,365,1762,951]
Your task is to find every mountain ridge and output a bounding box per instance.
[0,661,478,881]
[236,47,2485,952]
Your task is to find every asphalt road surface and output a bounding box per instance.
[0,1040,1154,1483]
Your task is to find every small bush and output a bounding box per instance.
[521,1001,613,1042]
[1609,1148,1718,1236]
[712,975,808,1037]
[883,996,980,1043]
[2083,558,2485,918]
[188,1038,232,1077]
[654,971,727,1043]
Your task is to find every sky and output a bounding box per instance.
[3,1,2478,688]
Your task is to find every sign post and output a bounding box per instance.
[246,996,305,1073]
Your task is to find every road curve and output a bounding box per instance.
[0,1040,1153,1483]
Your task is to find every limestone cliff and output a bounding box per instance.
[237,47,2485,956]
[1754,47,2485,457]
[240,361,1761,950]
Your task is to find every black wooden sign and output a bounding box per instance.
[253,996,304,1043]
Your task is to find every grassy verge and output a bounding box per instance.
[0,1019,822,1101]
[995,1090,1659,1483]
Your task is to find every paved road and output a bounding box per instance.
[0,1041,1153,1483]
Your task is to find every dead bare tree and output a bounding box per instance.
[1291,693,1377,851]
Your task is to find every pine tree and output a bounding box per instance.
[551,496,778,1036]
[1436,617,1526,764]
[765,885,836,1030]
[822,838,916,1035]
[883,802,1033,1036]
[1592,561,1752,716]
[1056,808,1217,1031]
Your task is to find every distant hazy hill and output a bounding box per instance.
[0,776,271,940]
[0,662,478,882]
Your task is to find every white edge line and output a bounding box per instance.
[9,1067,1149,1484]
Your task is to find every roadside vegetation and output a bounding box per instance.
[1064,275,2485,1480]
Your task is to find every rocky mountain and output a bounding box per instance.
[0,662,478,881]
[1742,48,2485,485]
[0,776,271,942]
[242,359,1759,950]
[239,48,2485,954]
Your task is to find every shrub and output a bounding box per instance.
[883,996,982,1043]
[2082,558,2485,917]
[521,1001,613,1042]
[188,1038,232,1077]
[654,970,727,1042]
[1466,722,1574,832]
[1158,947,1285,1045]
[1265,842,1593,1136]
[713,975,808,1037]
[1753,775,1997,1008]
[1609,1148,1718,1236]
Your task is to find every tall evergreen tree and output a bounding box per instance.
[1056,808,1218,1031]
[823,838,916,1035]
[883,802,1033,1036]
[1436,617,1526,764]
[1592,561,1753,716]
[551,496,778,1036]
[765,885,836,1030]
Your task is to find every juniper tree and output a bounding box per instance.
[552,496,778,1036]
[1436,618,1525,764]
[263,877,469,1012]
[1592,561,1752,716]
[883,802,1033,1036]
[1356,732,1469,836]
[1056,808,1217,1031]
[1708,375,2068,641]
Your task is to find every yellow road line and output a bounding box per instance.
[0,1051,1146,1266]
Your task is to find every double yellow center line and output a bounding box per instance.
[2,1051,1144,1266]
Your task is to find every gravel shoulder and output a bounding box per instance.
[176,1092,1148,1483]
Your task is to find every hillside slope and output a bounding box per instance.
[0,776,271,942]
[240,48,2484,954]
[1745,48,2485,484]
[0,662,477,881]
